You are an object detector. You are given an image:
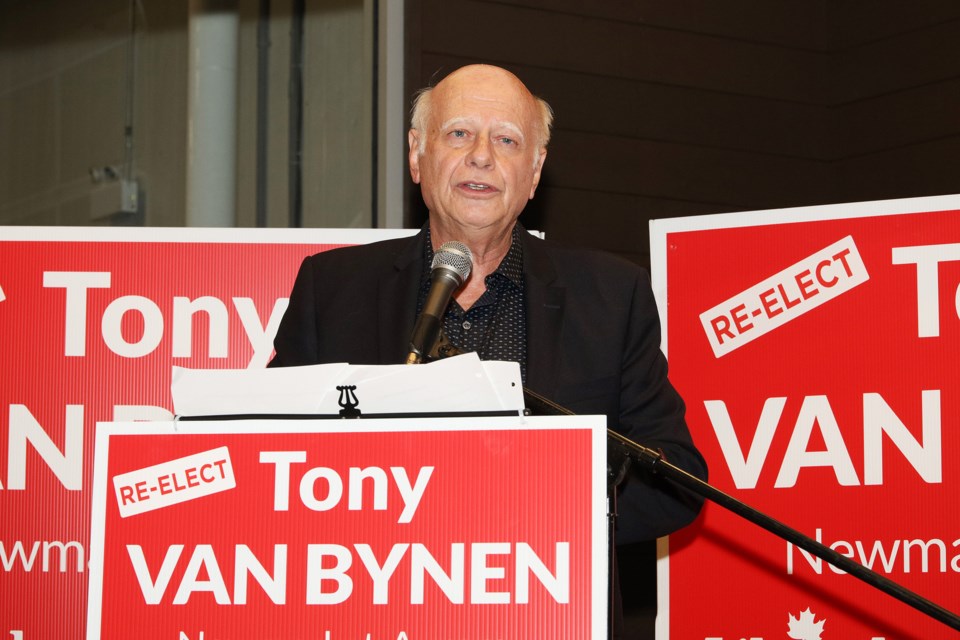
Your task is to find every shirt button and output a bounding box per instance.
[462,320,472,330]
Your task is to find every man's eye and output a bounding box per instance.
[450,130,467,138]
[498,137,516,145]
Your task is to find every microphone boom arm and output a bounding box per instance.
[522,386,960,632]
[408,314,960,629]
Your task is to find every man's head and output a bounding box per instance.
[408,65,553,243]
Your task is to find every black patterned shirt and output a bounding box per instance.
[418,225,527,382]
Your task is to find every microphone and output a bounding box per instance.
[406,241,473,364]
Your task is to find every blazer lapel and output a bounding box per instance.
[377,230,426,364]
[522,231,565,399]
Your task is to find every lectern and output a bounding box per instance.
[86,356,609,639]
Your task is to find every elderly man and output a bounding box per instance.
[270,64,706,636]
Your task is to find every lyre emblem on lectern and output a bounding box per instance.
[337,385,361,418]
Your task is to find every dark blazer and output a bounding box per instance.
[270,226,707,544]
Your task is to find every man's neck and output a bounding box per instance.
[429,220,516,310]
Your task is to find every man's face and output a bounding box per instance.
[408,66,547,241]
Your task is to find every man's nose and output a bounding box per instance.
[466,137,494,169]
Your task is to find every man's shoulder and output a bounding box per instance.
[525,234,647,281]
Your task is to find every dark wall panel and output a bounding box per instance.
[831,0,960,49]
[832,19,960,104]
[407,0,834,269]
[406,1,960,269]
[499,0,830,49]
[419,1,830,103]
[832,6,960,204]
[840,137,960,203]
[838,77,960,156]
[544,131,833,205]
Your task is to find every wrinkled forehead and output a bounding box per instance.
[430,71,539,134]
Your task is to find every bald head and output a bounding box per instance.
[410,65,553,155]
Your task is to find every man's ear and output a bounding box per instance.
[408,129,422,184]
[529,147,547,199]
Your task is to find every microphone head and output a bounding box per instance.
[431,241,473,284]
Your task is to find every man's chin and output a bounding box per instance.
[431,210,518,237]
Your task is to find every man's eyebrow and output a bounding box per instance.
[439,116,474,130]
[493,121,524,138]
[438,117,525,139]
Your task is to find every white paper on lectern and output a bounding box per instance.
[170,353,524,417]
[170,362,350,415]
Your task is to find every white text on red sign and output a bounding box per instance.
[126,541,570,606]
[705,391,941,490]
[700,236,869,357]
[42,271,287,367]
[259,451,433,524]
[113,447,236,517]
[891,242,960,337]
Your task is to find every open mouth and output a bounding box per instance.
[461,182,497,192]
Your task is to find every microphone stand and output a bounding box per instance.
[521,387,960,632]
[414,329,960,629]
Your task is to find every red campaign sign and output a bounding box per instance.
[653,196,960,639]
[0,228,412,640]
[87,417,608,639]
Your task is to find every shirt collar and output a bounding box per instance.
[422,223,524,289]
